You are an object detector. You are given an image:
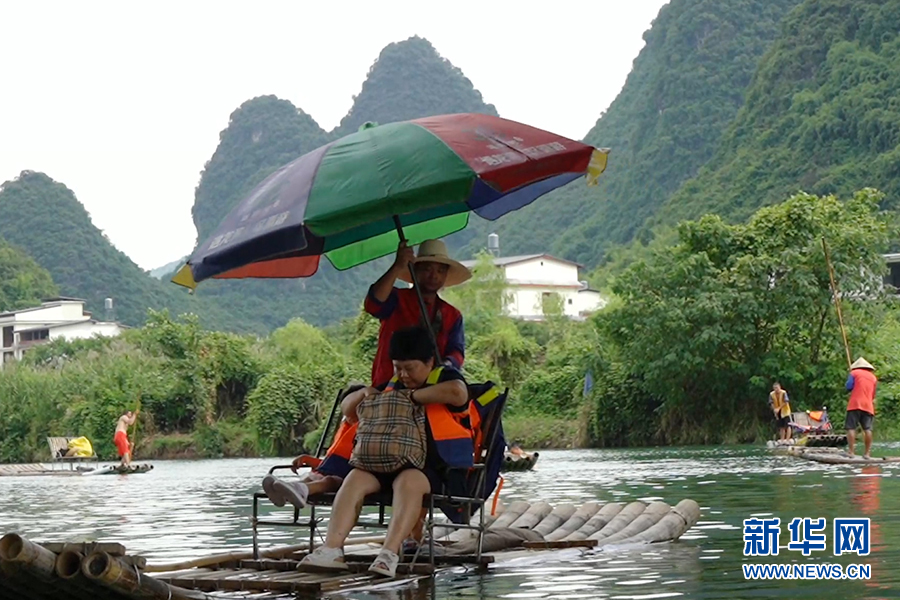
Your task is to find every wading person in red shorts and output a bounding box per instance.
[114,410,138,466]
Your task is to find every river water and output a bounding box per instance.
[1,445,898,600]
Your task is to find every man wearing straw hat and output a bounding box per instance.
[845,357,877,458]
[365,239,471,388]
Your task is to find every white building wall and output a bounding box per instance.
[574,290,606,316]
[0,300,123,368]
[504,259,580,286]
[48,321,123,341]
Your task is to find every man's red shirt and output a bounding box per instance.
[364,286,465,388]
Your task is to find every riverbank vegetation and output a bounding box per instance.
[1,190,897,462]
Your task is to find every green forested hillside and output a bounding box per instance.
[0,172,261,331]
[452,0,803,265]
[0,238,58,311]
[657,0,900,224]
[186,36,500,328]
[192,95,329,243]
[335,36,498,135]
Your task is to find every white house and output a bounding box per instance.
[0,297,124,367]
[460,237,606,320]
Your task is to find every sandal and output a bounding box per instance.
[368,548,400,578]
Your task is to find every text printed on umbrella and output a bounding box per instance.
[477,141,567,166]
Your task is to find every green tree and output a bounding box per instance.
[452,0,803,266]
[603,190,888,442]
[657,0,900,227]
[442,251,510,337]
[0,171,256,332]
[0,238,58,311]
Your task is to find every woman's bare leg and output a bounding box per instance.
[324,470,380,548]
[382,470,430,554]
[306,476,343,496]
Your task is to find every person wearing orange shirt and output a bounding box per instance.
[845,357,878,458]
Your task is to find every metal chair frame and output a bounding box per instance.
[251,384,508,566]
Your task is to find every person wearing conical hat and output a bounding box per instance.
[365,239,471,389]
[846,357,877,458]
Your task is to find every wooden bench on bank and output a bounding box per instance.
[46,437,98,469]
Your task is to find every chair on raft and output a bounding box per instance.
[789,408,833,436]
[251,381,509,566]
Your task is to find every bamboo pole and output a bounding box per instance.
[531,504,577,537]
[144,535,387,573]
[487,501,530,529]
[55,550,84,579]
[822,237,852,368]
[0,533,58,576]
[132,393,142,459]
[613,499,701,546]
[507,502,553,530]
[565,502,623,541]
[588,501,647,541]
[83,551,207,600]
[545,502,601,542]
[594,501,671,547]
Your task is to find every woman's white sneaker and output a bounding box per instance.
[298,546,349,571]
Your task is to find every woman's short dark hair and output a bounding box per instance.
[389,326,435,363]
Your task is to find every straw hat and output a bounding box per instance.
[850,357,875,371]
[398,239,472,288]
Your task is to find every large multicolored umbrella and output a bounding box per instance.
[172,112,608,289]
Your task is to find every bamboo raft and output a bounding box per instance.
[766,434,847,449]
[500,451,539,472]
[0,498,700,599]
[772,446,900,464]
[0,463,153,477]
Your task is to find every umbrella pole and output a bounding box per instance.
[393,216,443,364]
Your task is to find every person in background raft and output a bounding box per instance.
[365,239,471,388]
[114,410,138,467]
[846,357,877,458]
[768,382,792,441]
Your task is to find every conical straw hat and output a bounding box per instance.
[850,357,875,371]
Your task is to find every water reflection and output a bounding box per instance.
[1,446,899,599]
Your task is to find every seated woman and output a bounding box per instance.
[300,326,471,578]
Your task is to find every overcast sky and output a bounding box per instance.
[0,0,669,271]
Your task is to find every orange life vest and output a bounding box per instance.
[385,367,474,468]
[316,420,356,478]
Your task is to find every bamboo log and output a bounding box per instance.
[613,499,701,546]
[522,539,598,549]
[594,501,671,547]
[545,502,601,541]
[145,536,386,573]
[783,447,900,464]
[0,533,58,576]
[508,502,553,530]
[434,513,499,542]
[564,502,623,541]
[673,499,701,527]
[83,551,206,600]
[588,501,647,541]
[532,504,577,537]
[487,501,530,529]
[55,550,84,579]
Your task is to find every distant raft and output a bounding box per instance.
[81,463,154,476]
[0,499,701,599]
[501,451,539,472]
[0,463,153,477]
[772,445,900,464]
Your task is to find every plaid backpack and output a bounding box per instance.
[350,389,427,473]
